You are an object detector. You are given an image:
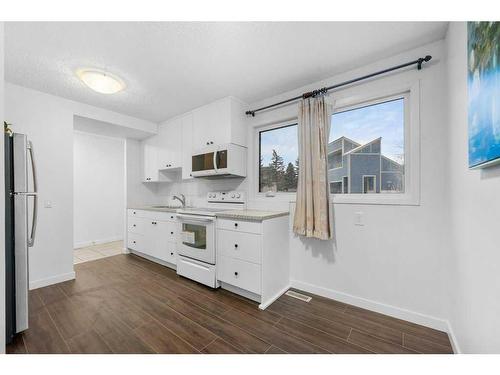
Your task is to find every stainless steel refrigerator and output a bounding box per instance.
[4,132,38,345]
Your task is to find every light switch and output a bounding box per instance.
[354,211,364,226]
[44,200,52,208]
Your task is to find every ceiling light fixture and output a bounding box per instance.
[76,68,125,94]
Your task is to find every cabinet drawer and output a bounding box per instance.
[218,256,261,295]
[217,218,262,234]
[127,233,143,252]
[127,209,177,221]
[166,221,178,243]
[177,256,217,288]
[128,217,147,234]
[165,246,177,265]
[217,229,261,264]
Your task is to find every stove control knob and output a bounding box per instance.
[231,193,235,198]
[236,193,241,199]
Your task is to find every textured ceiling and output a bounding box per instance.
[5,22,448,122]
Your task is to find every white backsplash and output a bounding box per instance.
[155,177,248,207]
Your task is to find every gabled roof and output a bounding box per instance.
[328,136,361,154]
[344,137,381,155]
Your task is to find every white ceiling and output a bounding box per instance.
[5,22,448,122]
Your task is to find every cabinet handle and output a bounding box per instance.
[206,142,209,145]
[234,244,238,248]
[133,241,136,244]
[170,231,174,235]
[234,271,238,276]
[170,216,174,219]
[210,141,213,144]
[133,224,136,227]
[170,252,174,256]
[133,211,136,215]
[234,223,238,227]
[152,221,157,225]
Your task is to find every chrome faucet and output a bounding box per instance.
[172,194,186,208]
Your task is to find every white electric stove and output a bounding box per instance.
[176,191,245,288]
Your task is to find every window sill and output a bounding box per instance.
[253,192,419,206]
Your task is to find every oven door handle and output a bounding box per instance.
[176,214,215,223]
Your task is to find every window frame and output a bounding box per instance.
[329,80,420,206]
[251,80,420,206]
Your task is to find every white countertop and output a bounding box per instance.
[215,209,289,221]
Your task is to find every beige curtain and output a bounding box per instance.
[293,95,332,240]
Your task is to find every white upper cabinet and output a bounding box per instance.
[141,97,248,183]
[142,139,159,182]
[191,97,248,152]
[181,113,194,180]
[157,117,182,170]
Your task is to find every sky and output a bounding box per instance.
[260,98,405,166]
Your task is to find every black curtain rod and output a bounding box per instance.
[245,55,432,117]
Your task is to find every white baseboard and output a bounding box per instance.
[290,279,449,332]
[74,236,123,249]
[29,271,76,290]
[446,320,462,354]
[259,284,290,310]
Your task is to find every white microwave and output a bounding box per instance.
[191,143,246,178]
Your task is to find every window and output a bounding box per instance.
[363,175,376,194]
[259,123,298,193]
[255,82,419,206]
[329,97,405,195]
[330,181,343,194]
[342,176,349,193]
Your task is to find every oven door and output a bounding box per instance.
[176,214,216,264]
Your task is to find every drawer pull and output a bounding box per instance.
[170,216,174,219]
[133,224,136,227]
[234,244,238,248]
[234,223,238,227]
[133,241,136,244]
[171,231,174,235]
[170,252,174,256]
[133,211,136,215]
[234,271,238,276]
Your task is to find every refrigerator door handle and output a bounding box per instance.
[27,141,38,247]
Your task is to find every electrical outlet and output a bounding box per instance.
[354,211,364,226]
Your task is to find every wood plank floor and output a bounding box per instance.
[7,254,454,354]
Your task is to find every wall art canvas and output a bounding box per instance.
[468,21,500,168]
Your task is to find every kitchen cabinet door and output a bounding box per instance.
[149,220,171,262]
[181,113,194,179]
[157,118,182,170]
[143,142,159,182]
[192,99,230,151]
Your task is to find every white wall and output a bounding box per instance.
[5,83,157,289]
[0,21,6,354]
[445,22,500,353]
[73,131,125,248]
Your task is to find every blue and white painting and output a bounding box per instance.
[468,21,500,168]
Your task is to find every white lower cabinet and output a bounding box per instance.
[218,255,261,295]
[216,216,289,309]
[126,209,178,266]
